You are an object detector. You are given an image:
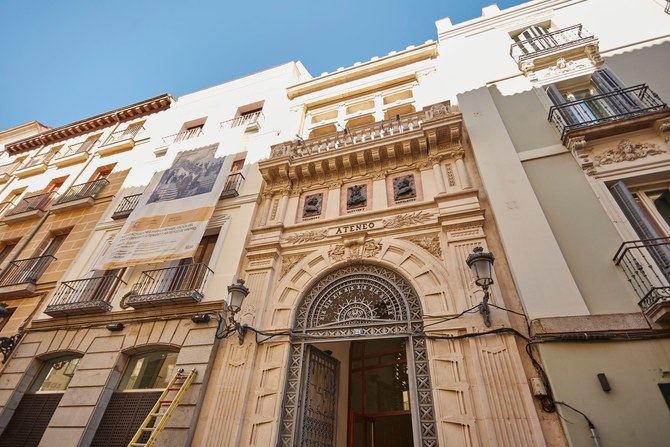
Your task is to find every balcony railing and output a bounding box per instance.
[220,172,245,199]
[45,274,125,317]
[20,152,54,170]
[54,178,109,206]
[270,103,454,160]
[614,238,670,311]
[0,162,19,177]
[58,139,97,159]
[101,125,144,146]
[510,24,596,62]
[0,255,56,287]
[5,191,58,217]
[127,263,212,308]
[548,85,668,142]
[111,193,142,219]
[162,127,203,145]
[222,111,264,129]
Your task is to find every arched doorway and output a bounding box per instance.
[278,263,437,447]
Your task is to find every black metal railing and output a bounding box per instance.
[162,127,203,144]
[55,179,109,206]
[614,237,670,310]
[111,193,142,219]
[510,24,596,62]
[5,191,58,217]
[46,274,124,313]
[133,263,212,297]
[548,85,668,142]
[220,172,245,199]
[101,125,144,146]
[19,152,54,170]
[0,255,56,287]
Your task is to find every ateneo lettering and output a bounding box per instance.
[335,221,375,235]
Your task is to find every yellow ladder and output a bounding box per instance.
[128,368,197,447]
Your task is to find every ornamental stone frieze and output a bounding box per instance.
[328,237,382,262]
[402,233,443,260]
[593,139,665,167]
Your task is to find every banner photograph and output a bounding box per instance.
[98,144,232,270]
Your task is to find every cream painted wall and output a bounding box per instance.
[540,341,670,447]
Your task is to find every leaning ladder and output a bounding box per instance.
[128,368,197,447]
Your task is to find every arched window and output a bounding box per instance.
[91,349,179,447]
[0,354,81,447]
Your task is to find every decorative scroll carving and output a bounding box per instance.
[284,229,328,244]
[280,253,309,278]
[404,233,442,260]
[425,102,453,121]
[328,238,382,262]
[593,139,666,167]
[445,164,456,187]
[0,334,21,363]
[383,211,433,229]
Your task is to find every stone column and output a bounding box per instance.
[259,192,273,226]
[455,156,471,189]
[326,183,341,219]
[277,190,290,223]
[433,161,446,194]
[372,175,387,210]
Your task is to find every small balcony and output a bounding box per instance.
[2,191,58,223]
[511,24,598,73]
[44,274,124,317]
[125,263,212,309]
[0,162,19,184]
[0,255,56,299]
[13,153,54,179]
[220,172,245,199]
[98,125,145,156]
[222,111,264,132]
[162,127,203,145]
[111,193,142,220]
[548,85,669,143]
[50,179,109,213]
[614,238,670,324]
[53,140,95,168]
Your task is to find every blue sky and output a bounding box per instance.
[0,0,524,130]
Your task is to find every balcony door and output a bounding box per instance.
[167,234,218,293]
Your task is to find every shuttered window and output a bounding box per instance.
[90,391,161,447]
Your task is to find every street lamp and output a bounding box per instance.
[466,246,495,327]
[227,279,250,345]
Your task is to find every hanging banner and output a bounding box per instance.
[98,144,231,270]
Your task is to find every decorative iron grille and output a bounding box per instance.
[548,84,668,142]
[126,263,213,307]
[45,273,125,317]
[101,124,144,146]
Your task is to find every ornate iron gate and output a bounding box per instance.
[278,264,437,447]
[297,345,339,447]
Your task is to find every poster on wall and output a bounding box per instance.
[97,144,231,270]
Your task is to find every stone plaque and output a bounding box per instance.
[346,184,367,209]
[303,193,323,218]
[393,175,416,201]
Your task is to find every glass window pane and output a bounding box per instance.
[118,351,178,390]
[364,363,410,413]
[30,356,80,392]
[649,189,670,227]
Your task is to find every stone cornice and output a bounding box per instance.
[6,93,173,154]
[286,42,437,99]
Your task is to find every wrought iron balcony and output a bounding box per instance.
[52,178,109,211]
[0,255,56,299]
[162,127,203,145]
[3,191,58,222]
[222,111,264,130]
[98,125,145,156]
[14,152,54,178]
[614,238,670,323]
[111,193,142,219]
[0,161,19,183]
[45,273,125,317]
[59,139,97,159]
[125,263,213,309]
[220,172,245,199]
[510,24,596,63]
[548,85,669,143]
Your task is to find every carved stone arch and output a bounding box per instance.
[271,237,459,331]
[276,240,440,447]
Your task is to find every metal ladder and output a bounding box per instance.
[128,368,197,447]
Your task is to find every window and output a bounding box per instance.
[0,307,15,331]
[0,241,18,265]
[44,177,67,194]
[30,356,81,392]
[118,350,179,390]
[38,232,68,258]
